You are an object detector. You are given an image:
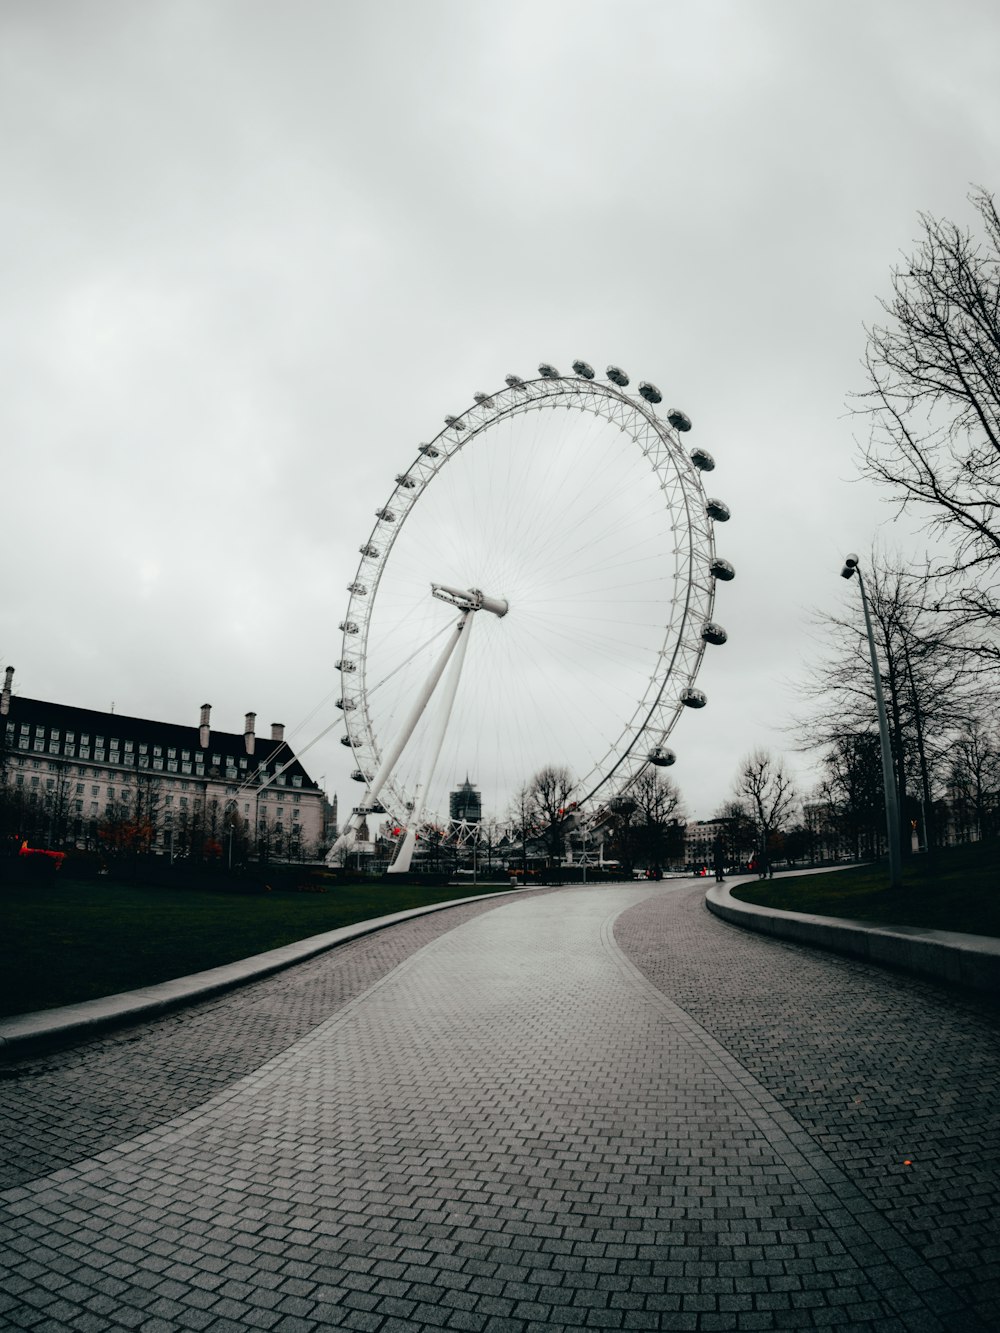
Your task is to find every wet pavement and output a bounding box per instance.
[1,880,998,1331]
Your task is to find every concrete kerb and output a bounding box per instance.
[705,879,1000,996]
[0,884,549,1061]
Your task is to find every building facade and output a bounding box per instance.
[0,667,328,862]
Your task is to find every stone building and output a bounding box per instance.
[0,666,328,861]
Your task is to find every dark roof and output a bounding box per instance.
[3,696,320,789]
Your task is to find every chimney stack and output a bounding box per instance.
[244,711,256,756]
[1,665,13,716]
[270,722,285,743]
[199,703,211,748]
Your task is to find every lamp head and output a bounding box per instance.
[840,553,859,580]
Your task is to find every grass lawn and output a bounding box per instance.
[0,874,518,1018]
[731,840,999,939]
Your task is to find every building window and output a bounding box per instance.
[34,739,44,752]
[80,747,90,760]
[110,739,119,751]
[212,754,221,766]
[292,775,302,788]
[153,746,162,758]
[96,736,104,747]
[31,776,40,788]
[65,745,75,757]
[66,732,75,744]
[181,750,190,762]
[139,743,147,754]
[51,730,60,742]
[167,748,176,760]
[153,759,163,771]
[182,763,191,775]
[81,734,90,746]
[165,795,174,806]
[95,749,105,762]
[168,761,178,773]
[18,736,28,749]
[76,784,84,795]
[91,785,99,796]
[125,740,133,752]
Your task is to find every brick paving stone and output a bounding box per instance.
[2,881,997,1330]
[615,883,1000,1330]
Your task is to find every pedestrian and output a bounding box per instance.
[712,836,725,883]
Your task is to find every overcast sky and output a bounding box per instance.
[3,0,999,825]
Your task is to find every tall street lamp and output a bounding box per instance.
[840,554,902,889]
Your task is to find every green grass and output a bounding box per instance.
[0,874,517,1018]
[732,841,999,938]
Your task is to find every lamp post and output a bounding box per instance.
[840,554,902,889]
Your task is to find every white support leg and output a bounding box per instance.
[328,611,470,862]
[388,608,475,875]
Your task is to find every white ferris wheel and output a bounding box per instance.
[331,360,734,872]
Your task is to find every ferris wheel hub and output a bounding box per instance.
[431,583,509,618]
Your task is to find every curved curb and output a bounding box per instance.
[0,886,538,1060]
[705,882,1000,996]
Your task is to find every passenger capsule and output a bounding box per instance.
[648,746,676,767]
[473,392,494,407]
[350,770,371,783]
[606,365,629,387]
[418,443,440,458]
[681,687,708,709]
[335,659,357,673]
[706,498,731,522]
[359,543,380,558]
[347,582,368,595]
[690,448,715,472]
[638,381,662,404]
[538,362,560,378]
[339,620,359,634]
[668,409,692,432]
[710,558,735,581]
[572,360,595,379]
[340,735,353,747]
[375,507,396,522]
[505,373,526,389]
[444,415,465,430]
[701,622,728,645]
[395,474,416,489]
[336,698,357,711]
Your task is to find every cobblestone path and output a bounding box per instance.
[1,882,998,1331]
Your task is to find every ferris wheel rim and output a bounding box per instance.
[336,366,724,826]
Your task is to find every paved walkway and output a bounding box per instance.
[1,881,998,1331]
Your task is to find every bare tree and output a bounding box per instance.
[630,768,685,871]
[795,548,974,853]
[947,705,1000,841]
[732,750,796,876]
[855,189,1000,661]
[526,764,575,872]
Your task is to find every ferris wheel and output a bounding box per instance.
[331,360,733,872]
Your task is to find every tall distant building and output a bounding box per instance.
[449,776,481,823]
